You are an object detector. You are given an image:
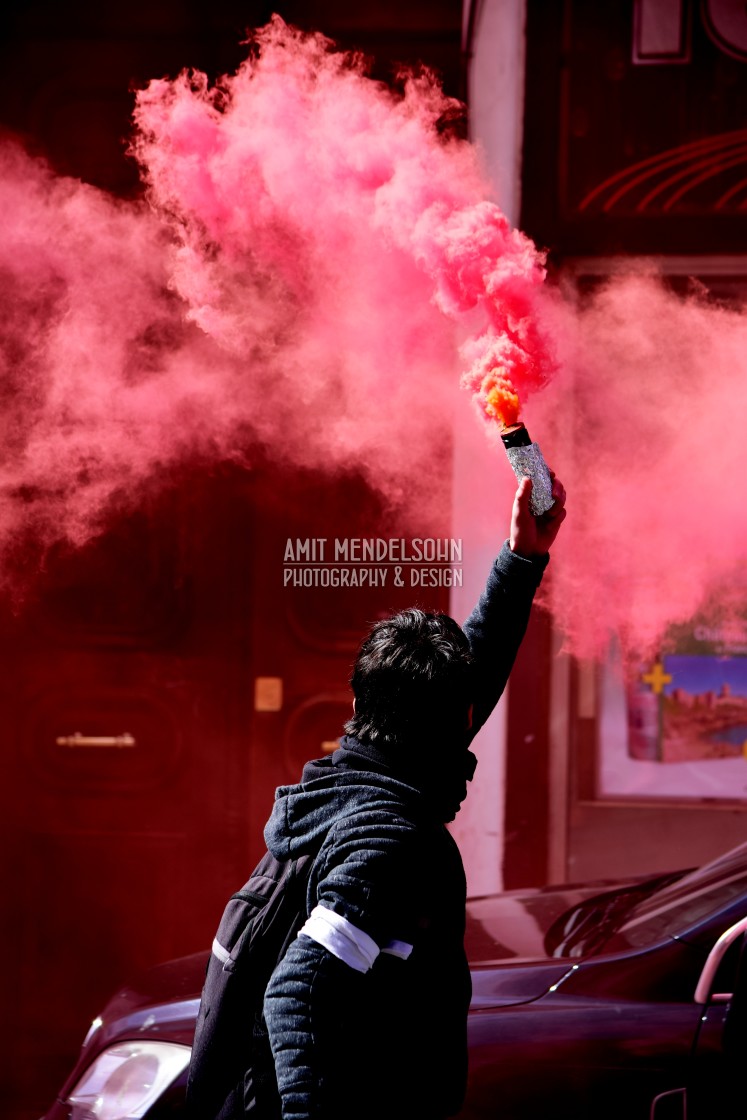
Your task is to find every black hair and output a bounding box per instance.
[344,608,475,754]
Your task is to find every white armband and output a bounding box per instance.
[381,939,413,960]
[300,904,380,973]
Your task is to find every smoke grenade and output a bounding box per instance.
[500,423,554,516]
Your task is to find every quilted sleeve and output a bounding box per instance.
[263,935,364,1120]
[263,816,424,1119]
[462,540,549,738]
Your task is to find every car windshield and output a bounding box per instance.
[599,841,747,954]
[464,843,747,964]
[465,871,682,963]
[546,841,747,958]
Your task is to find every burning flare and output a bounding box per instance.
[482,371,521,430]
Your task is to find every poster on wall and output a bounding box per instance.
[600,613,747,801]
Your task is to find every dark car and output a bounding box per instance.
[43,841,747,1120]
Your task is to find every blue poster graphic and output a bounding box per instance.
[601,615,747,800]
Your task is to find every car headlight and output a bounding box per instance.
[65,1040,191,1119]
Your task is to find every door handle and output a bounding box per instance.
[56,732,136,749]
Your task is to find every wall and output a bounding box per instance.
[450,0,528,896]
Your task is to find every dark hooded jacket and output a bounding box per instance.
[263,541,548,1120]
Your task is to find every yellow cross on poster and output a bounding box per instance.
[642,659,672,695]
[641,656,673,760]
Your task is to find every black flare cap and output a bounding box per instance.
[500,423,531,449]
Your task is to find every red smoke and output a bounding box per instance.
[0,141,199,552]
[131,19,549,434]
[0,17,745,658]
[530,273,747,658]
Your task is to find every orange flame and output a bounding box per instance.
[481,369,520,430]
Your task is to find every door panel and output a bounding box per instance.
[1,462,451,1119]
[466,997,700,1119]
[0,474,254,1119]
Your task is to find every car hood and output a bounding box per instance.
[86,951,208,1057]
[103,951,209,1018]
[465,878,646,964]
[85,872,676,1059]
[470,959,575,1007]
[103,946,574,1027]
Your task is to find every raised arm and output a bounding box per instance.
[463,474,566,739]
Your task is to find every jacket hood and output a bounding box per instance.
[264,736,475,860]
[264,750,425,860]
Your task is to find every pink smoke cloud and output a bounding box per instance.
[530,272,747,658]
[1,14,510,577]
[0,141,208,555]
[0,16,745,659]
[131,17,550,439]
